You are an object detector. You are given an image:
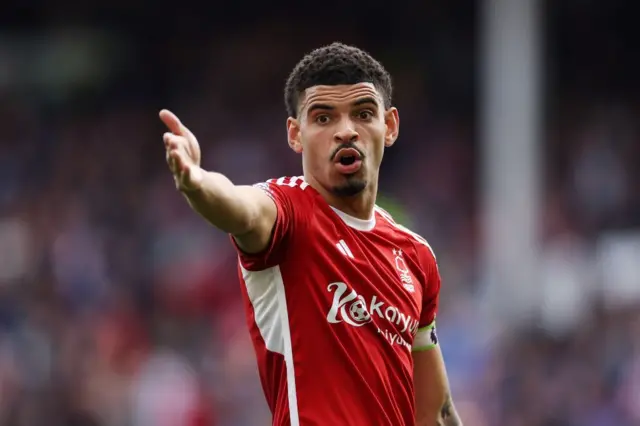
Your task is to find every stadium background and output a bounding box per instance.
[0,1,639,425]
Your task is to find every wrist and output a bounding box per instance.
[179,166,205,193]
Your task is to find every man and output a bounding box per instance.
[161,42,463,426]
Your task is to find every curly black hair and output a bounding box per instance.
[284,42,393,118]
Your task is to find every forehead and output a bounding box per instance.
[299,82,383,112]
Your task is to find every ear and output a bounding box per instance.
[287,117,303,154]
[384,107,400,148]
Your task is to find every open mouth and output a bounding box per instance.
[334,148,362,165]
[333,148,363,174]
[340,155,357,166]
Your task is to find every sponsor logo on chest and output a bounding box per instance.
[326,281,419,350]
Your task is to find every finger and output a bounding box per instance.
[163,131,172,143]
[159,110,199,148]
[165,139,181,168]
[163,132,186,149]
[159,109,189,137]
[166,150,179,173]
[163,132,175,148]
[169,149,189,173]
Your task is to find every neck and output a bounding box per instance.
[305,174,378,220]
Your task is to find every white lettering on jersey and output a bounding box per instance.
[326,282,372,327]
[326,282,420,350]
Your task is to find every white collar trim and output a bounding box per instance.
[330,207,376,231]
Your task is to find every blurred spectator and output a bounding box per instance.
[0,1,638,425]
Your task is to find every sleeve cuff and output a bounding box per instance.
[412,320,438,352]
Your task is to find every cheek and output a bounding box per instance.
[364,127,386,158]
[301,135,330,171]
[303,131,331,156]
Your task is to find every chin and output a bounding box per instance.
[331,177,367,197]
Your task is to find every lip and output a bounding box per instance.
[334,158,363,174]
[333,147,362,163]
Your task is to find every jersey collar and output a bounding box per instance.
[329,207,376,232]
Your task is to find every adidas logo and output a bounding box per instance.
[336,239,354,259]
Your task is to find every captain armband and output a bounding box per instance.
[412,320,438,352]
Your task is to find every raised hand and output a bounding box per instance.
[159,109,203,191]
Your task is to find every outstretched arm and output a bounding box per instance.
[160,109,276,254]
[413,336,462,425]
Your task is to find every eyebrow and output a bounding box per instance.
[307,103,335,115]
[306,97,380,116]
[352,97,379,108]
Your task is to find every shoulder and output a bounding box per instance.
[253,176,318,224]
[374,205,437,265]
[265,176,310,190]
[254,176,312,200]
[374,205,441,301]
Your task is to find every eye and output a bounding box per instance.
[357,110,374,121]
[315,114,331,124]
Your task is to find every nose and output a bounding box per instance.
[333,118,359,144]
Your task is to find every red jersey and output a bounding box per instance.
[233,176,441,426]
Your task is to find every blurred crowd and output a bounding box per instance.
[0,2,639,425]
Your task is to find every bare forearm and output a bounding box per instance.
[416,393,462,426]
[437,394,462,426]
[413,348,463,426]
[160,110,272,240]
[182,170,256,235]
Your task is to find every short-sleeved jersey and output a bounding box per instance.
[232,176,441,426]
